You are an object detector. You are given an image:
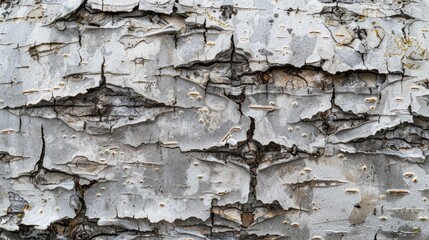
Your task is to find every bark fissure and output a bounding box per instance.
[1,0,429,239]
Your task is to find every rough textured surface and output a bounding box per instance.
[1,0,429,239]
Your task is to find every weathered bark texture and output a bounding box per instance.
[1,0,429,239]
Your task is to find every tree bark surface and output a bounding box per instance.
[1,0,429,239]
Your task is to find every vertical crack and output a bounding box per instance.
[18,115,22,133]
[230,35,236,82]
[35,125,45,173]
[96,57,107,122]
[240,117,257,230]
[209,199,215,237]
[227,34,246,105]
[77,29,83,65]
[30,125,47,185]
[203,19,207,44]
[100,57,106,87]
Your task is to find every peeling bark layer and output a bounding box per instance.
[1,0,429,239]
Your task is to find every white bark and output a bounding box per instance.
[1,0,429,239]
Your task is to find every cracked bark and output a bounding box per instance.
[1,0,429,239]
